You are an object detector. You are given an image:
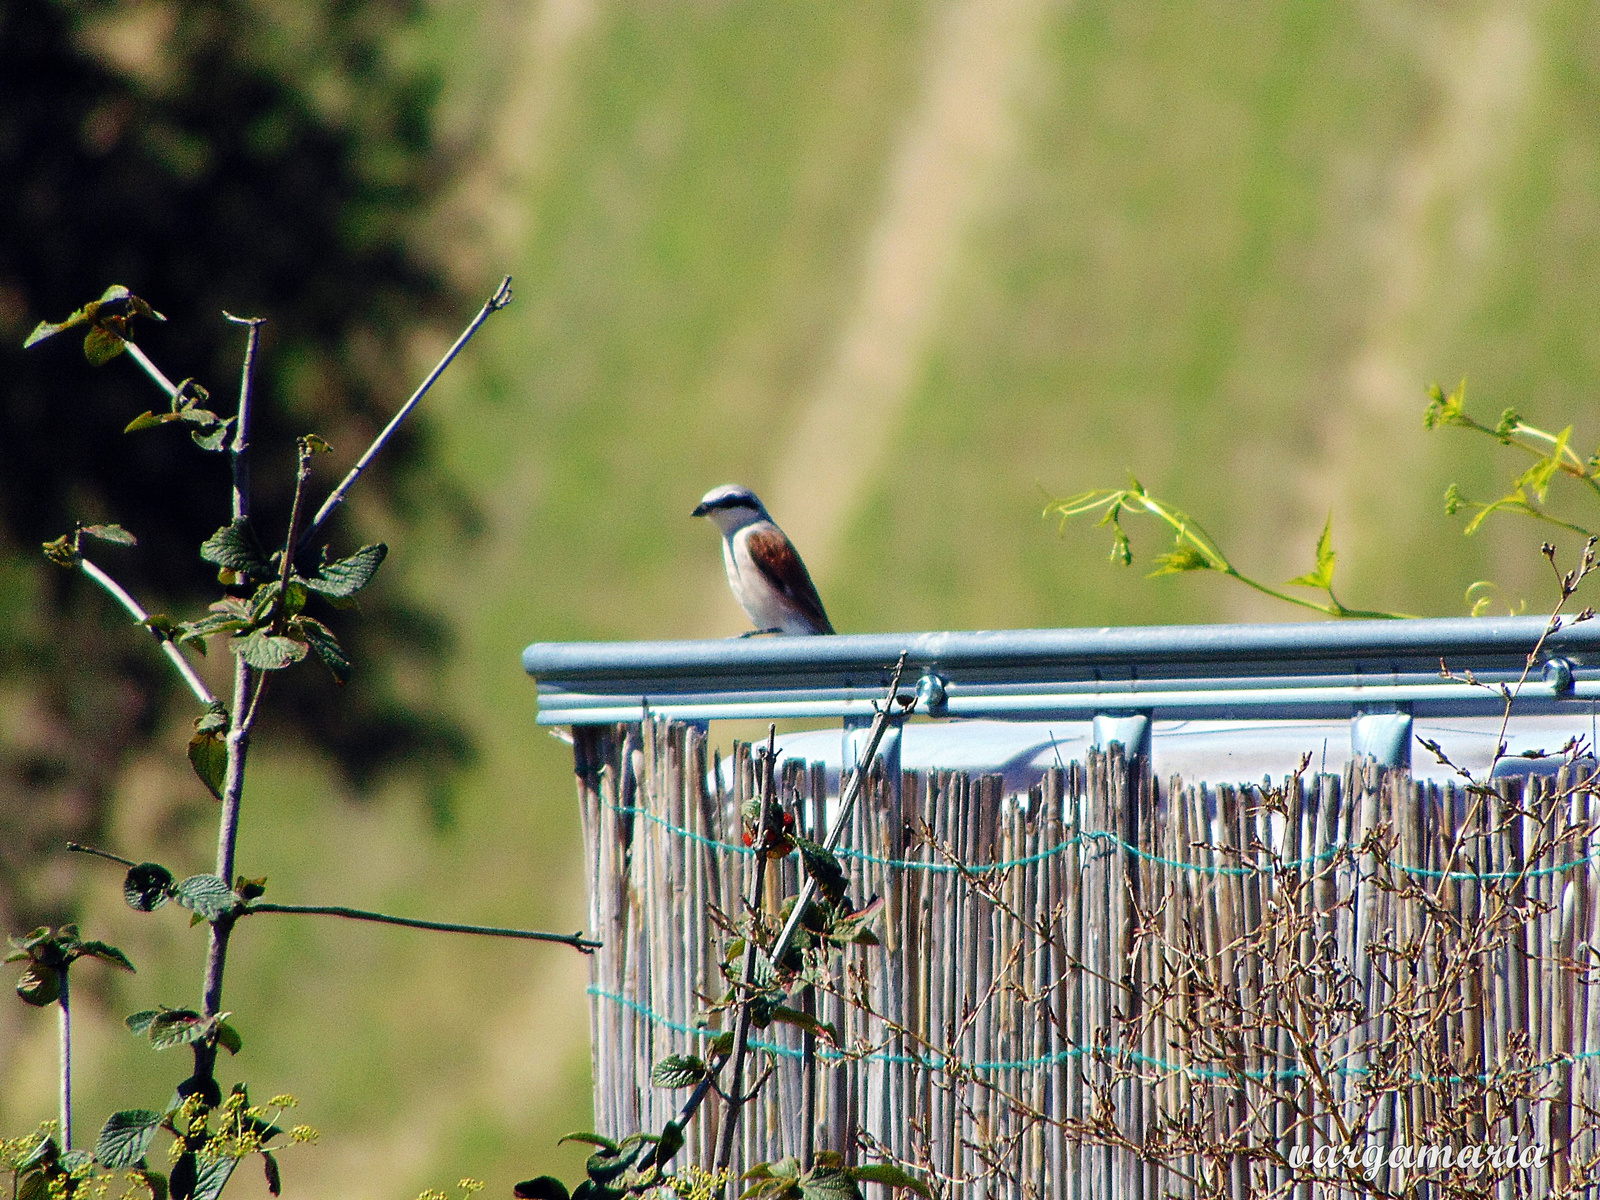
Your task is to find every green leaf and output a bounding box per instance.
[82,523,136,546]
[77,940,136,972]
[748,986,787,1029]
[1286,514,1336,591]
[1422,379,1467,429]
[513,1178,571,1200]
[768,1006,838,1043]
[1148,542,1213,576]
[169,1153,195,1200]
[1516,425,1573,503]
[187,732,227,801]
[124,1009,160,1035]
[15,1133,58,1171]
[292,616,352,683]
[95,1109,162,1169]
[851,1165,930,1196]
[559,1134,620,1153]
[650,1054,709,1089]
[261,1152,280,1197]
[199,518,271,577]
[190,1153,236,1200]
[124,863,174,912]
[583,1147,633,1186]
[235,875,268,901]
[172,378,210,409]
[168,1152,235,1200]
[148,1009,208,1050]
[798,1168,861,1200]
[173,875,234,920]
[194,701,229,736]
[214,1019,243,1055]
[302,543,387,599]
[141,614,179,642]
[24,286,164,352]
[176,610,250,645]
[16,964,61,1006]
[828,896,885,947]
[1109,527,1132,566]
[18,1171,50,1200]
[233,629,308,671]
[191,418,234,453]
[749,1159,802,1182]
[709,1030,736,1057]
[795,837,847,906]
[655,1121,684,1168]
[124,411,168,433]
[84,323,127,365]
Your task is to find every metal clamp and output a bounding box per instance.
[916,672,950,718]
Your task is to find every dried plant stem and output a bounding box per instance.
[274,443,314,616]
[64,842,135,867]
[770,654,909,960]
[636,658,912,1179]
[716,727,779,1173]
[222,313,264,520]
[244,903,600,950]
[76,557,215,707]
[194,323,272,1089]
[57,972,71,1149]
[123,341,179,399]
[300,276,513,549]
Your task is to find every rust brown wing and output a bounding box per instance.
[745,524,835,634]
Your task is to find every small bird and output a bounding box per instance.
[692,484,835,635]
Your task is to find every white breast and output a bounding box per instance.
[724,524,809,633]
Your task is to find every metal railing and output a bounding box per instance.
[522,615,1600,768]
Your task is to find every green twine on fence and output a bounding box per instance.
[601,798,1597,880]
[589,987,1600,1082]
[588,986,1272,1078]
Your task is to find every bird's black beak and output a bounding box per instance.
[691,501,710,517]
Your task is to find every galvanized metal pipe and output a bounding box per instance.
[522,616,1600,726]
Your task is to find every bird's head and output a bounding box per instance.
[692,484,768,532]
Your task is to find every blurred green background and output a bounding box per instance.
[4,0,1600,1196]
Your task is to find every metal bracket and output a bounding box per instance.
[1351,710,1413,769]
[1091,713,1151,764]
[1544,657,1576,695]
[916,672,950,718]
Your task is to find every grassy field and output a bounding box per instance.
[7,0,1600,1196]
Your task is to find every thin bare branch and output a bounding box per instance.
[300,276,513,549]
[244,903,600,951]
[222,313,264,520]
[123,341,180,399]
[64,842,136,868]
[77,557,215,706]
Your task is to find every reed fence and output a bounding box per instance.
[571,718,1600,1198]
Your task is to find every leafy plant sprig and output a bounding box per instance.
[513,662,926,1200]
[1427,379,1600,540]
[4,278,606,1200]
[1047,479,1410,619]
[739,1152,928,1200]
